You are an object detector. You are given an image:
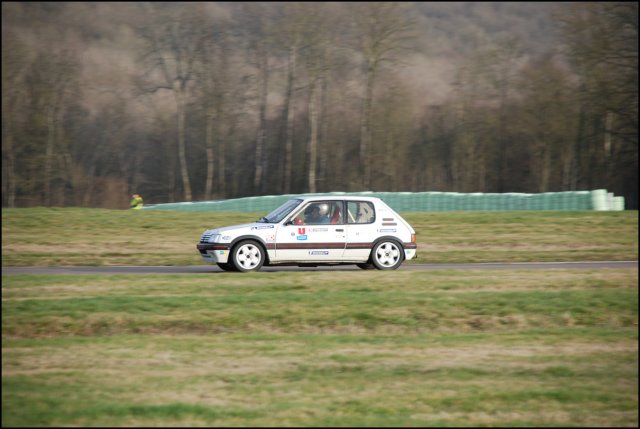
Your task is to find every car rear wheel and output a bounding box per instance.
[356,263,375,270]
[371,240,403,270]
[231,240,265,272]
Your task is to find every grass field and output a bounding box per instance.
[2,208,638,426]
[2,208,637,266]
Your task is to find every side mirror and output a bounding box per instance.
[284,220,293,226]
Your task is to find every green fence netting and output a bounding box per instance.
[142,189,624,213]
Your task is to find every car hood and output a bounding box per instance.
[207,222,276,235]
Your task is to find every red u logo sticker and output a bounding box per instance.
[298,228,305,235]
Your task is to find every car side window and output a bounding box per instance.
[293,201,344,225]
[347,201,375,224]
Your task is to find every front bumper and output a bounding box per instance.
[403,242,418,260]
[197,243,231,264]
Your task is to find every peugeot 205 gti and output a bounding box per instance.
[196,196,417,272]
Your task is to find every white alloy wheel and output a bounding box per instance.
[232,240,265,272]
[371,240,403,270]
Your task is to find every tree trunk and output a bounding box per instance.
[56,102,73,206]
[254,43,268,194]
[360,63,375,189]
[3,133,17,208]
[176,91,192,201]
[540,146,551,193]
[44,107,56,206]
[215,97,228,197]
[318,71,329,191]
[166,137,176,202]
[307,79,319,193]
[218,138,226,197]
[283,46,297,193]
[204,109,215,200]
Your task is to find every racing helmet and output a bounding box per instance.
[317,203,329,216]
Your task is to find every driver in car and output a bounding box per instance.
[303,203,330,224]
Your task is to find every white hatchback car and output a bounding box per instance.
[196,196,417,272]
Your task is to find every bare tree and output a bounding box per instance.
[556,2,638,202]
[349,2,416,189]
[25,47,82,206]
[295,3,335,193]
[198,19,230,200]
[235,3,274,195]
[2,2,637,208]
[1,27,30,207]
[516,55,578,192]
[79,95,134,207]
[135,3,210,201]
[449,46,489,192]
[272,4,310,194]
[486,37,523,192]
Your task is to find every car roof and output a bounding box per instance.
[294,195,382,203]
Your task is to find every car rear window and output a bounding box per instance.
[347,201,375,224]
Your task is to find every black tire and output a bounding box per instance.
[371,240,404,270]
[217,262,237,272]
[231,240,265,272]
[356,263,375,270]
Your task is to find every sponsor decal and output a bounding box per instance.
[291,232,296,237]
[222,236,232,241]
[252,225,275,230]
[308,227,328,232]
[309,250,329,256]
[382,222,397,226]
[378,228,397,233]
[218,250,226,255]
[383,218,395,221]
[294,227,309,240]
[265,235,276,242]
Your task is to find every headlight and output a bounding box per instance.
[200,232,221,243]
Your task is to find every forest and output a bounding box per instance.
[2,2,638,209]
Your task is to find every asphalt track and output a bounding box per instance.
[2,261,637,275]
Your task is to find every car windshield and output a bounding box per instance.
[257,198,303,223]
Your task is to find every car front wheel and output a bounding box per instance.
[231,240,265,272]
[217,262,237,272]
[371,240,403,270]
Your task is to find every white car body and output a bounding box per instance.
[196,196,417,272]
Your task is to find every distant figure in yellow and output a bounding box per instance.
[130,194,144,210]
